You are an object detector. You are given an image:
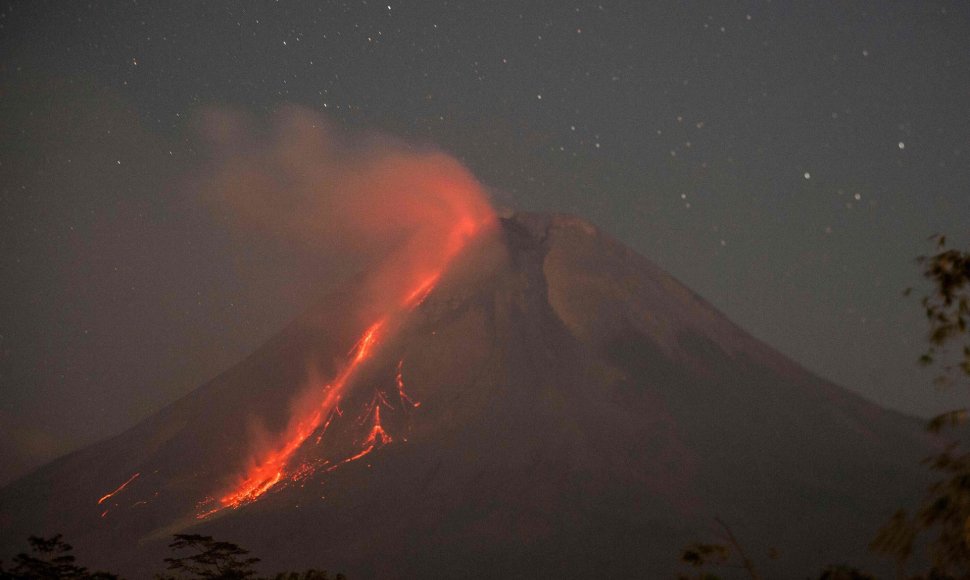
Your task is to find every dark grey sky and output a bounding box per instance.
[1,0,968,484]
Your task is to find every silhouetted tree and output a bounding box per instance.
[677,517,763,580]
[0,534,118,580]
[816,564,876,580]
[679,236,970,579]
[157,534,260,580]
[268,572,345,580]
[1,532,350,580]
[153,534,347,580]
[872,235,970,579]
[677,539,728,580]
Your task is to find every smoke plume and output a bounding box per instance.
[192,105,496,512]
[196,105,494,318]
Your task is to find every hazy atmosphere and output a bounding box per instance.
[2,0,968,492]
[4,3,970,578]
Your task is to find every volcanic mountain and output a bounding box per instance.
[0,212,932,578]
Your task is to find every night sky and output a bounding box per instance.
[1,0,968,484]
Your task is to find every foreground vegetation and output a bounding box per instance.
[678,235,970,579]
[3,239,966,579]
[0,533,344,580]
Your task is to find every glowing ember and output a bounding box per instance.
[375,389,396,410]
[329,404,392,469]
[97,472,140,505]
[314,410,338,445]
[351,320,385,364]
[404,273,441,308]
[367,405,391,446]
[396,359,420,408]
[290,462,317,483]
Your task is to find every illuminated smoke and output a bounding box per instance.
[194,106,495,514]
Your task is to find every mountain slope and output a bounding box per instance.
[0,212,932,578]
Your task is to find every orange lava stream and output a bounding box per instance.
[218,319,386,510]
[396,359,420,408]
[328,404,392,470]
[403,273,441,308]
[97,472,140,505]
[208,213,493,516]
[314,410,338,445]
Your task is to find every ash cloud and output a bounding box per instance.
[194,105,495,321]
[191,106,497,507]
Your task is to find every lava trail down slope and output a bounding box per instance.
[0,212,933,578]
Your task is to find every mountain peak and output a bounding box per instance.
[500,210,600,241]
[0,210,931,579]
[494,210,750,363]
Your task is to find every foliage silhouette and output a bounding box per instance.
[153,533,347,579]
[676,517,763,580]
[268,572,346,580]
[157,534,260,579]
[871,235,970,579]
[0,532,348,580]
[815,564,876,579]
[679,235,970,579]
[0,534,118,580]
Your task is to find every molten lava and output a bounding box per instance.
[331,404,392,469]
[190,115,496,516]
[404,273,441,308]
[218,319,387,510]
[208,208,494,516]
[97,472,140,505]
[396,359,420,408]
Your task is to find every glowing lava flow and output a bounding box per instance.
[404,273,441,308]
[330,404,392,470]
[97,472,140,505]
[217,319,386,511]
[396,360,420,408]
[208,212,493,516]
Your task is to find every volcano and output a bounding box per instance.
[0,212,932,578]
